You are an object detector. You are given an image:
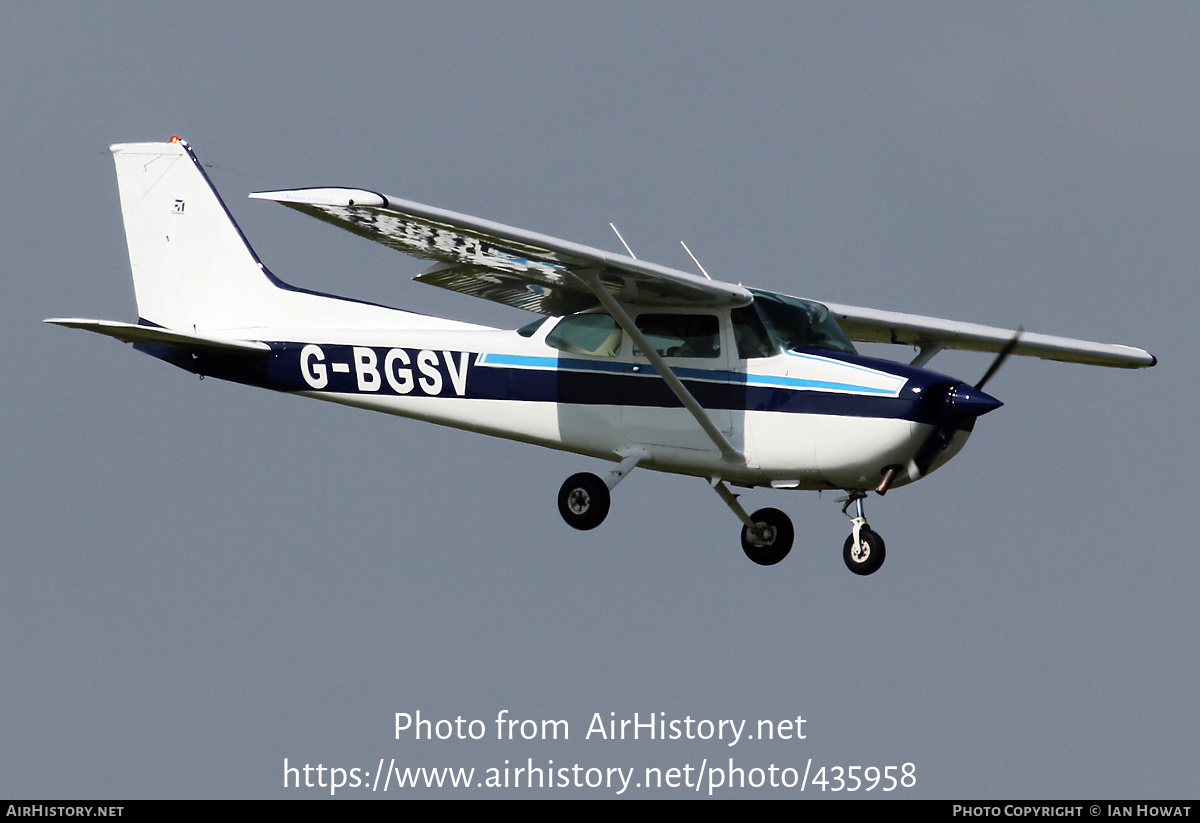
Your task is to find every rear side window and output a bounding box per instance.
[634,314,720,358]
[546,313,622,356]
[516,316,548,337]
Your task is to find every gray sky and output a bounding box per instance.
[2,3,1195,798]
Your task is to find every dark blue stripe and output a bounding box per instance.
[136,341,958,424]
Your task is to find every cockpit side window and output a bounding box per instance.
[731,305,776,359]
[546,313,622,356]
[749,290,857,355]
[633,314,721,358]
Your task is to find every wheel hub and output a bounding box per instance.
[748,523,776,548]
[567,489,591,515]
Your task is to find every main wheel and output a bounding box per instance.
[843,527,886,575]
[740,508,794,566]
[557,472,610,530]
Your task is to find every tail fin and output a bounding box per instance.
[105,139,476,340]
[111,139,280,332]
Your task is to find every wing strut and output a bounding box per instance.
[576,269,744,464]
[909,341,945,368]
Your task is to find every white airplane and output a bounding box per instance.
[48,138,1156,574]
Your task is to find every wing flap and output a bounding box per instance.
[413,262,598,316]
[823,302,1155,368]
[250,188,752,315]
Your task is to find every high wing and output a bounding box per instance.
[820,302,1155,369]
[250,186,1155,370]
[248,187,751,316]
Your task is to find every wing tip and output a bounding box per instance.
[249,187,388,208]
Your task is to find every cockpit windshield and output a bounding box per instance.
[749,289,857,355]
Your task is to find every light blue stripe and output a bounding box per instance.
[558,358,734,382]
[481,353,898,395]
[746,373,895,394]
[785,349,897,378]
[478,353,559,369]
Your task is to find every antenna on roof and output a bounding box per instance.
[609,223,636,259]
[680,240,712,280]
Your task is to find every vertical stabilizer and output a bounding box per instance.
[111,139,279,332]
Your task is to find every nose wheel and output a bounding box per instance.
[838,490,886,575]
[843,527,886,575]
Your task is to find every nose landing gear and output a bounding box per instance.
[838,490,886,575]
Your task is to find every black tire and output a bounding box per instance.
[740,507,794,566]
[843,527,886,575]
[557,473,610,531]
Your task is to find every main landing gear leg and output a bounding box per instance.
[838,491,886,575]
[557,449,646,531]
[712,478,794,566]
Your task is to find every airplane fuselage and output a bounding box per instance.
[143,309,975,492]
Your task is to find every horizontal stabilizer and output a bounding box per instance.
[44,318,270,353]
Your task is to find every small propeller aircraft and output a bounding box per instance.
[48,139,1156,574]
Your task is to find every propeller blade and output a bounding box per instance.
[909,423,953,479]
[908,382,955,479]
[907,381,1004,480]
[975,327,1023,391]
[904,333,1019,484]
